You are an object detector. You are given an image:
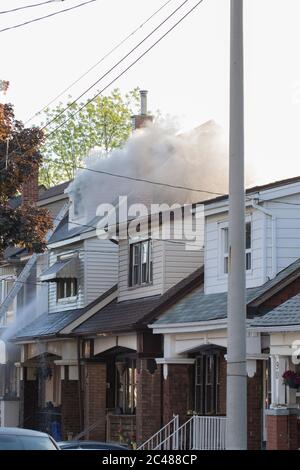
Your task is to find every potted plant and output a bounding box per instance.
[282,370,300,389]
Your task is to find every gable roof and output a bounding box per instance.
[73,267,204,336]
[153,259,300,326]
[11,285,117,342]
[203,175,300,206]
[251,293,300,328]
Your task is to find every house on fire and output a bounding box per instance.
[1,93,300,450]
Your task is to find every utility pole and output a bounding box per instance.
[226,0,247,450]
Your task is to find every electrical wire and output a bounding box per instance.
[45,0,205,138]
[0,0,97,34]
[0,0,58,15]
[25,0,175,124]
[41,0,191,131]
[75,166,224,196]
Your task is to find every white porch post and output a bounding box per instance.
[270,355,287,407]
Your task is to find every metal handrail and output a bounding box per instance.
[138,415,179,450]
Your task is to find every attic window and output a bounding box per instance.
[220,222,252,275]
[57,278,78,301]
[129,240,153,287]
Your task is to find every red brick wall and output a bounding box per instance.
[136,359,162,445]
[247,361,263,450]
[261,277,300,310]
[219,354,227,415]
[266,414,299,450]
[61,378,80,439]
[84,362,106,441]
[133,115,153,129]
[163,364,193,425]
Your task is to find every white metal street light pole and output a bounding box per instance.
[226,0,247,450]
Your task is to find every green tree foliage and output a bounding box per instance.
[0,103,52,254]
[40,88,140,187]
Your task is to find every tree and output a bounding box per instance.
[40,88,140,187]
[0,103,52,255]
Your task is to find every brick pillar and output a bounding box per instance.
[136,358,162,445]
[247,361,263,450]
[163,364,193,425]
[219,354,227,415]
[266,410,299,450]
[84,362,106,441]
[61,373,80,440]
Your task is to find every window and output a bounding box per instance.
[129,240,153,287]
[195,353,220,415]
[116,359,137,414]
[220,222,252,275]
[245,222,252,270]
[221,228,229,275]
[57,278,78,301]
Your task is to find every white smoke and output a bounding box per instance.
[68,119,230,224]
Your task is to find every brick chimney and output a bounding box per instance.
[21,166,39,206]
[132,90,153,130]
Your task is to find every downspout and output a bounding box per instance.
[251,199,277,279]
[77,337,83,432]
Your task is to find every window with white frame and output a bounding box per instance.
[220,222,252,275]
[129,240,153,287]
[56,278,78,301]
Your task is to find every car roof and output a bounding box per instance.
[0,427,49,437]
[58,440,126,448]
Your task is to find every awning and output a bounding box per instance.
[39,256,78,282]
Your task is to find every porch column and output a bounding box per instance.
[266,409,299,450]
[270,355,288,407]
[157,359,195,425]
[84,361,106,441]
[136,358,162,446]
[60,364,81,440]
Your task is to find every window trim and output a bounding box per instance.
[128,239,153,288]
[56,278,78,303]
[218,217,253,278]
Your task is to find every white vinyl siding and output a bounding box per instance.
[118,239,164,302]
[84,238,118,304]
[163,241,204,292]
[48,243,84,313]
[205,210,264,294]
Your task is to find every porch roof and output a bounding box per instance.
[10,285,117,342]
[73,267,204,335]
[152,258,300,326]
[251,293,300,327]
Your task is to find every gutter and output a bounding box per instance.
[251,198,277,280]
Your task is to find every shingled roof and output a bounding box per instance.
[73,267,204,335]
[251,293,300,328]
[11,285,117,342]
[153,258,300,326]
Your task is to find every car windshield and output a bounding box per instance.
[0,435,57,450]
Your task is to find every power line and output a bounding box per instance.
[41,0,191,131]
[75,166,224,196]
[5,0,204,167]
[0,0,97,34]
[45,0,205,138]
[25,0,175,124]
[0,0,58,15]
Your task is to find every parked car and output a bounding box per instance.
[0,427,59,450]
[58,440,128,450]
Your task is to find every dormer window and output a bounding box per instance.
[129,240,153,287]
[57,278,78,301]
[220,221,252,275]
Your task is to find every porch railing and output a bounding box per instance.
[138,415,179,450]
[140,415,226,451]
